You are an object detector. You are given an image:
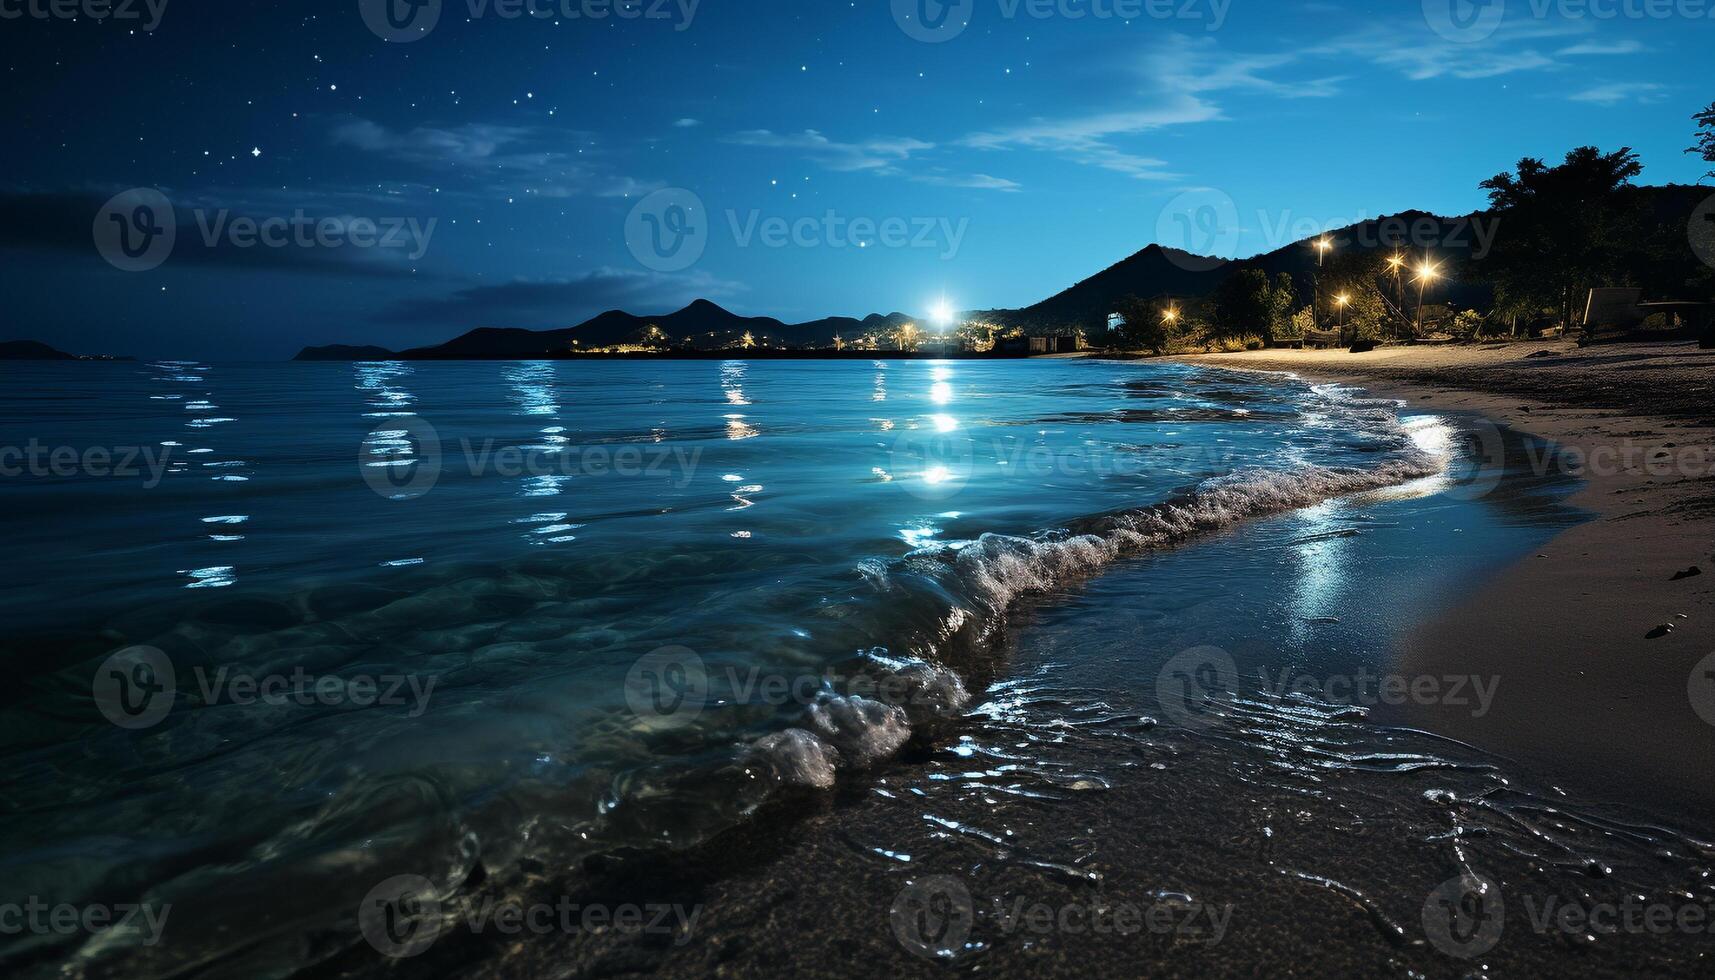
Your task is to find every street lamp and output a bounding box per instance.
[1413,258,1441,339]
[1386,253,1406,339]
[1335,293,1350,344]
[1313,237,1333,332]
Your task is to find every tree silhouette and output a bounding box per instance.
[1476,146,1645,333]
[1112,296,1170,353]
[1693,101,1715,180]
[1210,269,1295,344]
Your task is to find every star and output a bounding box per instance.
[250,147,261,158]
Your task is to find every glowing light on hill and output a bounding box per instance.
[930,299,955,329]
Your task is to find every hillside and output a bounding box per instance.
[0,340,132,361]
[981,210,1497,332]
[294,302,922,360]
[0,340,76,360]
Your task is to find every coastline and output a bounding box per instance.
[1170,340,1715,819]
[33,353,1707,978]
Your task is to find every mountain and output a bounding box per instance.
[981,210,1497,332]
[0,340,132,361]
[293,301,924,360]
[1,340,76,360]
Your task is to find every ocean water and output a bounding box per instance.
[1,358,1707,977]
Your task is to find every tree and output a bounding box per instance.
[1320,251,1392,340]
[1112,295,1170,353]
[1210,269,1294,344]
[1268,273,1297,341]
[1476,146,1645,333]
[1693,101,1715,180]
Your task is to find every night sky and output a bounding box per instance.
[1,0,1703,359]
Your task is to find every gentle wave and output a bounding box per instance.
[745,398,1449,797]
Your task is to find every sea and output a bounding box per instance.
[2,358,1709,977]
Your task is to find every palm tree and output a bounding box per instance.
[1476,146,1644,334]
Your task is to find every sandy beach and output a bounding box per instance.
[1176,340,1715,819]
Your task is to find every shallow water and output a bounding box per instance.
[3,358,1703,978]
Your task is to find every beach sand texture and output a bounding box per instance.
[1180,340,1715,818]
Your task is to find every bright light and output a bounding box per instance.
[930,300,955,329]
[1336,293,1350,306]
[1387,254,1405,269]
[1163,306,1180,324]
[1316,238,1333,252]
[1418,263,1439,281]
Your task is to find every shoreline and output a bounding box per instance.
[1170,341,1715,819]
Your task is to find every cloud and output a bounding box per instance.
[1316,17,1592,81]
[0,188,437,279]
[1147,38,1344,99]
[727,36,1325,188]
[724,129,933,173]
[1558,39,1644,56]
[912,173,1022,192]
[329,119,533,166]
[958,35,1342,181]
[727,129,1019,189]
[1568,82,1666,105]
[673,118,702,128]
[372,267,745,328]
[330,117,656,198]
[961,97,1216,181]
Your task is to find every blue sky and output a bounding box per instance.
[0,0,1705,357]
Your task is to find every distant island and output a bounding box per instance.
[0,340,133,361]
[297,302,935,360]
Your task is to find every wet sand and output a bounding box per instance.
[1177,340,1715,819]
